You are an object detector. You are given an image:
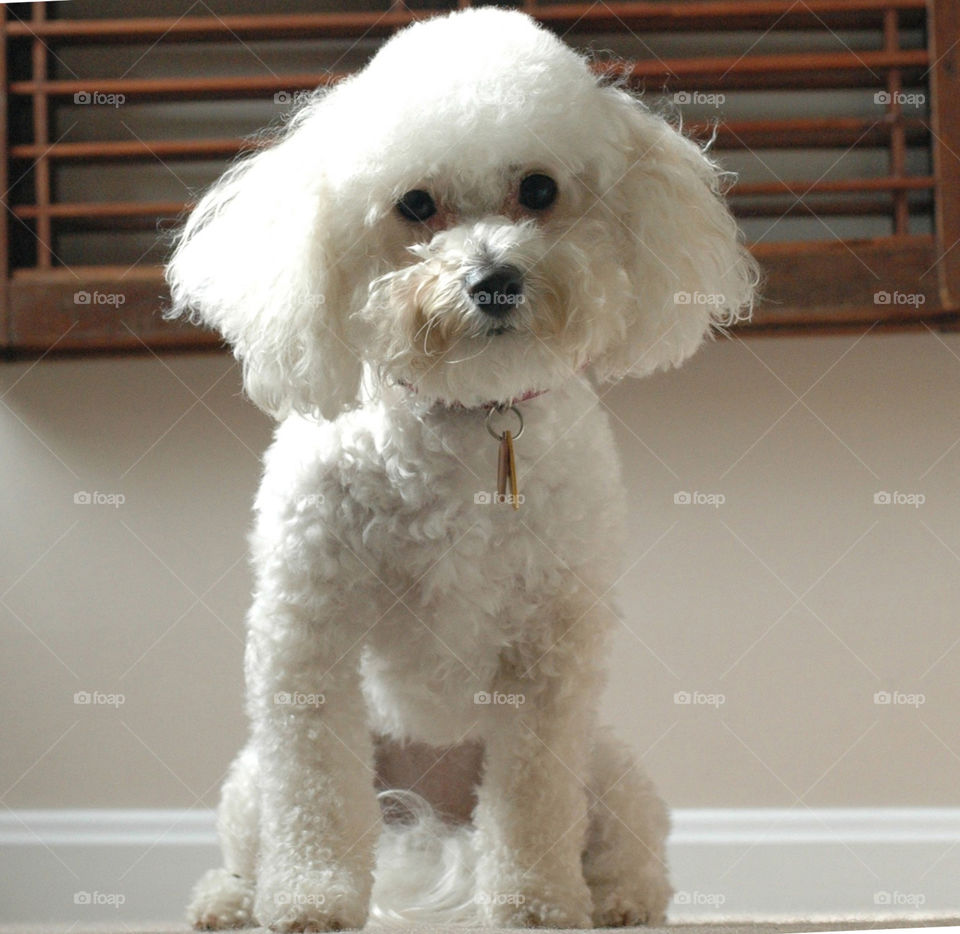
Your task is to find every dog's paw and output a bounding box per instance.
[476,881,593,928]
[254,868,369,933]
[188,868,255,930]
[589,874,671,927]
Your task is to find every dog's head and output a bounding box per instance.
[166,8,758,418]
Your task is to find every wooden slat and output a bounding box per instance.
[9,137,260,161]
[10,198,937,229]
[13,265,174,279]
[536,0,927,30]
[2,1,927,43]
[704,117,928,150]
[12,201,187,220]
[8,118,931,162]
[929,0,960,310]
[7,50,930,102]
[883,8,909,234]
[3,9,421,43]
[8,176,935,224]
[732,176,934,197]
[732,197,931,218]
[30,4,50,268]
[9,73,345,102]
[599,49,928,90]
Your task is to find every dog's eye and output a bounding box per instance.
[518,173,558,211]
[396,189,437,222]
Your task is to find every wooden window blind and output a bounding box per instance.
[2,0,959,356]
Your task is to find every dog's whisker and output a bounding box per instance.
[442,334,495,365]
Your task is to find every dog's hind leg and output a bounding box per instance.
[582,728,672,926]
[188,743,259,930]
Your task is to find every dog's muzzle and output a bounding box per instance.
[466,264,524,318]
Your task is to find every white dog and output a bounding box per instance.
[167,8,756,931]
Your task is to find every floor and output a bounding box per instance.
[2,919,958,934]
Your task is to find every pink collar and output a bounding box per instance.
[396,379,549,411]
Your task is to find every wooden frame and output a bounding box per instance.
[2,0,959,356]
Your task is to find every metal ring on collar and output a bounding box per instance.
[485,404,524,441]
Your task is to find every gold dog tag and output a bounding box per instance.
[497,431,510,500]
[496,430,520,510]
[487,404,524,510]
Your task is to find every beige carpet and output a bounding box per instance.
[2,920,958,934]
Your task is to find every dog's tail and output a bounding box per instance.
[370,789,480,925]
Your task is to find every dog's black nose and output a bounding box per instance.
[467,265,524,317]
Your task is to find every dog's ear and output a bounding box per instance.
[165,108,361,421]
[590,87,758,382]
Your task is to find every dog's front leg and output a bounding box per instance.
[473,639,600,929]
[248,602,379,933]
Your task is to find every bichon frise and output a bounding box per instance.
[167,7,756,931]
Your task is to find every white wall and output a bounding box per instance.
[3,332,959,811]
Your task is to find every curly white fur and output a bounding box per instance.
[167,8,756,931]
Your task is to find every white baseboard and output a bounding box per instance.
[1,808,959,924]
